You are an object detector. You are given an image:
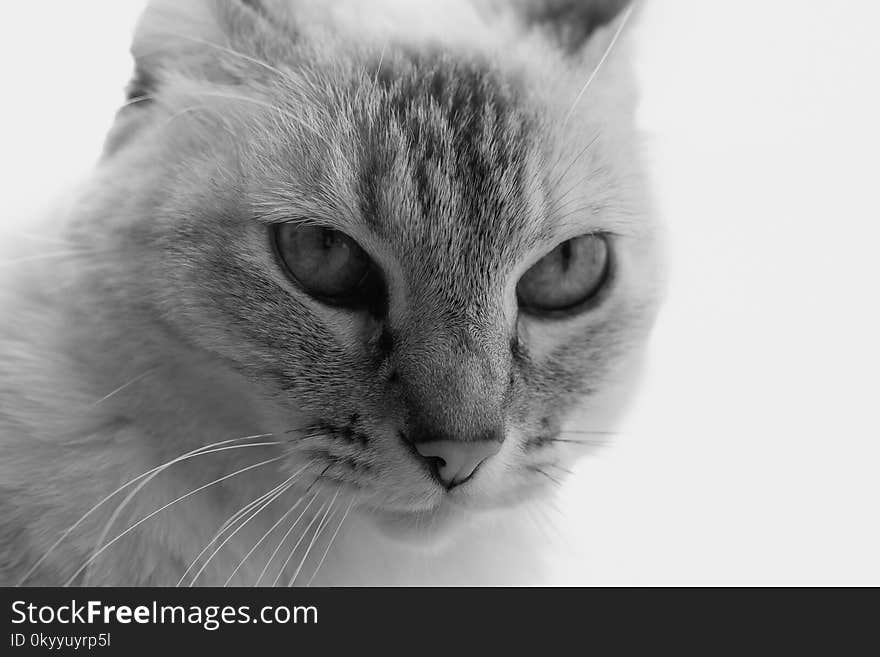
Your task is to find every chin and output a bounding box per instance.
[363,502,463,550]
[364,490,531,552]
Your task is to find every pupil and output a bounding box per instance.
[322,229,338,250]
[560,240,573,271]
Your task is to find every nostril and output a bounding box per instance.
[422,455,447,481]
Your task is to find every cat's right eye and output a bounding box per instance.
[274,223,381,308]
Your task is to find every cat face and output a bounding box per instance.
[103,0,659,540]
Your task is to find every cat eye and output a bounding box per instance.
[516,234,610,314]
[274,223,380,307]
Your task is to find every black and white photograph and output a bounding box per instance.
[0,0,877,635]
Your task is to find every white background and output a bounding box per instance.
[1,2,878,585]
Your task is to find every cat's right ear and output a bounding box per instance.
[124,0,222,105]
[128,0,298,100]
[104,0,294,154]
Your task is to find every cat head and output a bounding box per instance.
[96,0,660,540]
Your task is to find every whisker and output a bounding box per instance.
[92,370,155,406]
[176,477,293,587]
[213,453,317,538]
[222,461,317,586]
[543,438,611,447]
[288,490,339,587]
[544,463,575,476]
[64,454,283,586]
[305,464,332,495]
[215,468,297,537]
[548,177,603,219]
[18,433,276,586]
[255,493,319,587]
[531,466,564,487]
[87,442,281,584]
[177,459,316,588]
[271,497,329,587]
[0,251,104,267]
[222,494,302,588]
[186,476,296,587]
[561,4,634,129]
[174,481,285,587]
[153,30,291,82]
[215,484,284,539]
[548,193,594,216]
[306,495,356,587]
[194,91,331,145]
[216,497,268,539]
[547,132,602,199]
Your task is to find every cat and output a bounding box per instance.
[0,0,661,586]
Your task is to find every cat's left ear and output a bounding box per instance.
[488,0,636,54]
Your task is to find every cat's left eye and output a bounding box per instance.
[274,223,380,308]
[517,234,610,315]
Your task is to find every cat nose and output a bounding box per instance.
[411,436,502,489]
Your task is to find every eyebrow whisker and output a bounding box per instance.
[561,4,634,129]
